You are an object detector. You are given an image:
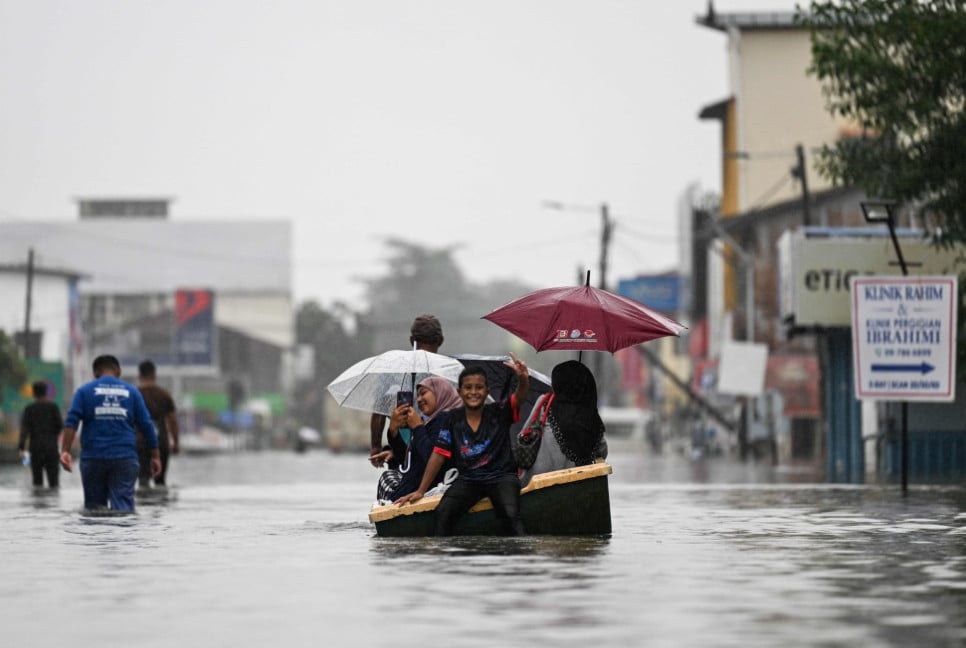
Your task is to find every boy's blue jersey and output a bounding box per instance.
[64,375,157,459]
[433,396,520,482]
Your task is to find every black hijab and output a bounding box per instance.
[548,360,605,464]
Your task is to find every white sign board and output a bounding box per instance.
[778,230,966,326]
[717,340,768,396]
[851,275,958,401]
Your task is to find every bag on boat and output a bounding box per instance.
[514,393,554,469]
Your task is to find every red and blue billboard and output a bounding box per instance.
[175,289,215,366]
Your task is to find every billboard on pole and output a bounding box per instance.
[175,289,215,367]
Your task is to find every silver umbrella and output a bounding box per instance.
[326,348,464,416]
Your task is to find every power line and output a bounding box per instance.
[746,173,793,212]
[617,224,678,244]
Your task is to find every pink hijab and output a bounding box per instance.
[417,377,462,423]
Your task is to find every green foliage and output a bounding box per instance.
[0,329,28,405]
[802,0,966,242]
[295,301,369,386]
[959,274,966,384]
[361,238,539,359]
[363,238,470,330]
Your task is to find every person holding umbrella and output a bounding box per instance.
[395,352,530,536]
[368,314,444,468]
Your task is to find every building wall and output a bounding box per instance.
[217,293,293,348]
[0,273,74,361]
[731,29,851,212]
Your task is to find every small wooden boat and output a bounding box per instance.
[368,462,613,537]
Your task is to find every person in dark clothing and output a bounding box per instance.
[394,353,530,536]
[18,380,64,488]
[518,360,608,488]
[136,359,180,487]
[369,314,445,468]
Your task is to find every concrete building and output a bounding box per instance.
[0,198,294,444]
[696,7,852,217]
[690,6,966,484]
[689,7,866,473]
[0,261,85,362]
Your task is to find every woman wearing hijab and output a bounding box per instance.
[375,376,462,502]
[518,360,607,488]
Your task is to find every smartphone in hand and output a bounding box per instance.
[396,390,414,445]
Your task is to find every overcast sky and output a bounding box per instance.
[0,0,800,310]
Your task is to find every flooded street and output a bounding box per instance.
[2,449,965,647]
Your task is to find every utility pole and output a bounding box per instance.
[792,143,812,226]
[23,248,34,359]
[597,203,613,403]
[706,217,756,459]
[598,203,613,292]
[543,199,616,399]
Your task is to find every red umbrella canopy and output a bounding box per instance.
[483,284,687,353]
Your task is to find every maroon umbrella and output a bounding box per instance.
[482,284,686,353]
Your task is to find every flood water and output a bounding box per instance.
[2,450,965,647]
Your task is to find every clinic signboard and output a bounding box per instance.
[851,276,957,402]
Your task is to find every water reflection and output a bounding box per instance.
[1,451,965,648]
[372,535,609,561]
[25,487,60,509]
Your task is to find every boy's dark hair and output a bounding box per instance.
[92,354,121,374]
[31,380,48,398]
[139,359,157,378]
[458,366,488,389]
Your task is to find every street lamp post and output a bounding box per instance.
[860,199,910,494]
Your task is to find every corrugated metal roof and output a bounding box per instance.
[0,263,88,280]
[0,220,291,294]
[696,10,801,33]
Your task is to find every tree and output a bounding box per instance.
[361,238,539,359]
[294,300,370,431]
[802,0,966,241]
[0,329,27,407]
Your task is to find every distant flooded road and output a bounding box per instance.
[2,450,964,647]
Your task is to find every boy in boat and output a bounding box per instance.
[394,352,529,535]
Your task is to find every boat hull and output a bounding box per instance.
[369,462,612,537]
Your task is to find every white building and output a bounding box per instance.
[0,261,85,362]
[0,198,293,405]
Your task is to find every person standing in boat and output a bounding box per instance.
[374,376,461,502]
[394,353,529,536]
[517,360,607,489]
[368,314,445,468]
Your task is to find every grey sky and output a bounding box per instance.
[0,0,799,310]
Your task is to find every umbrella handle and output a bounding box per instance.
[398,446,412,474]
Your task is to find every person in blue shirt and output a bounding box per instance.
[60,354,160,512]
[394,353,530,535]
